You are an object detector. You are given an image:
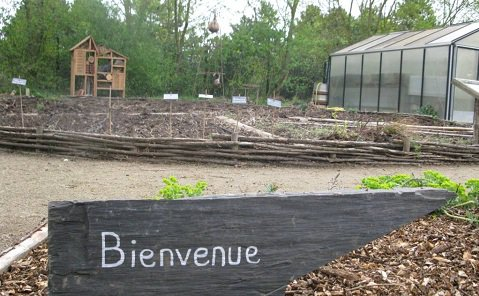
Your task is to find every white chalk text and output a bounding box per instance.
[101,232,261,268]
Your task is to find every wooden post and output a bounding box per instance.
[169,101,173,138]
[19,86,24,128]
[402,135,411,152]
[474,98,479,145]
[108,86,112,135]
[234,106,241,134]
[35,126,43,153]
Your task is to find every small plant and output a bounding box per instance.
[417,105,438,118]
[382,123,407,137]
[358,171,478,225]
[35,102,45,112]
[265,183,279,193]
[326,107,344,119]
[151,176,207,200]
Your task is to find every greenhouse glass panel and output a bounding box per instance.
[394,29,440,47]
[328,56,346,107]
[431,22,479,44]
[422,47,448,118]
[452,48,478,122]
[455,31,479,48]
[344,55,362,109]
[336,35,384,54]
[409,24,467,46]
[353,32,403,52]
[379,51,400,112]
[400,49,423,113]
[361,53,380,111]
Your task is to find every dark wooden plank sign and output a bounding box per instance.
[48,189,453,295]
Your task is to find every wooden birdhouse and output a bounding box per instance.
[70,36,127,98]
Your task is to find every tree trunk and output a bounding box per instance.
[273,0,299,95]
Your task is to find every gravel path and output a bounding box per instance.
[1,150,478,252]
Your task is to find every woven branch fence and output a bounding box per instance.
[1,126,478,166]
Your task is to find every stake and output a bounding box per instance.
[108,86,112,135]
[202,100,206,139]
[235,105,241,133]
[169,101,173,138]
[474,98,479,145]
[20,86,24,128]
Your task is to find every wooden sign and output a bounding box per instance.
[48,189,452,295]
[267,98,281,108]
[163,93,179,100]
[232,96,247,104]
[11,78,27,86]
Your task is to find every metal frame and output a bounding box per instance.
[445,45,454,120]
[420,48,426,108]
[342,56,347,106]
[376,52,383,112]
[397,50,403,113]
[359,55,364,110]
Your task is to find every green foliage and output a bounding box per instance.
[152,176,207,200]
[359,174,421,189]
[265,183,279,193]
[417,105,439,118]
[392,0,437,30]
[359,171,478,224]
[0,1,469,100]
[35,102,45,112]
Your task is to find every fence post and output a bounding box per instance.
[474,98,479,145]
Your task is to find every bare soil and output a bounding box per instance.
[1,151,478,253]
[0,96,461,140]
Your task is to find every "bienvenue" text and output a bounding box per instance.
[101,232,261,268]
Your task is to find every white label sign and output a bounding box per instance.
[232,96,247,104]
[199,94,214,99]
[12,78,27,86]
[163,94,179,100]
[267,98,281,108]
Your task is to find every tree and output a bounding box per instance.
[284,5,353,99]
[392,0,437,30]
[222,1,283,97]
[0,0,72,92]
[271,0,300,95]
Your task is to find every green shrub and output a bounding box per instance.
[151,176,207,200]
[417,105,438,118]
[359,170,478,224]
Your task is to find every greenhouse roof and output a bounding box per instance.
[333,22,479,55]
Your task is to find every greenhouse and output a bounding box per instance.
[328,22,479,123]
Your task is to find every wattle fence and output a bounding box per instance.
[1,126,478,165]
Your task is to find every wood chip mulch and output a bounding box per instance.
[287,210,479,296]
[0,211,478,296]
[0,244,47,296]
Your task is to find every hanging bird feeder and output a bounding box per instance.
[213,72,221,86]
[208,14,220,33]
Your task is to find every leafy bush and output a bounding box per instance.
[359,171,478,224]
[151,176,207,200]
[417,105,438,118]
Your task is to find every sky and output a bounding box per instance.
[0,0,361,34]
